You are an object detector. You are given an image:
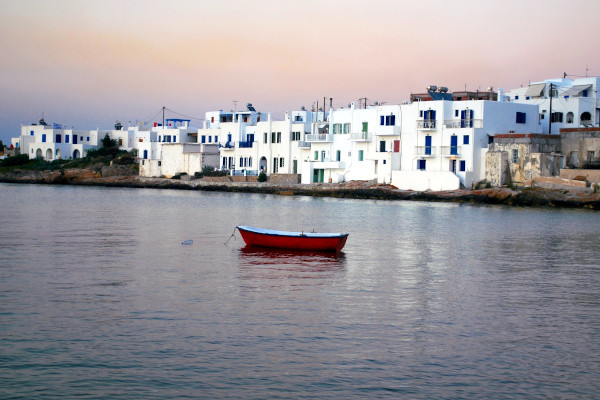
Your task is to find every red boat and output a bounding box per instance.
[236,225,349,252]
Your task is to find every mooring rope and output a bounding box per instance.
[224,227,237,245]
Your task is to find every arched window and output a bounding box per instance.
[566,112,574,124]
[581,112,592,125]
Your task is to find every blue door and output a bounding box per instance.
[450,135,458,155]
[425,135,432,155]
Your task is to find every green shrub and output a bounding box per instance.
[0,154,30,167]
[258,171,267,182]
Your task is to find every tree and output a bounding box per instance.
[101,134,118,149]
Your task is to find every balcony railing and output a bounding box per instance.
[219,142,235,150]
[305,134,334,142]
[443,119,483,129]
[415,146,437,157]
[440,146,461,157]
[238,141,253,148]
[298,141,311,148]
[350,132,372,141]
[417,120,437,130]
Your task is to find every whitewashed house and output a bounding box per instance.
[301,103,401,184]
[394,95,540,190]
[505,77,599,133]
[16,119,98,160]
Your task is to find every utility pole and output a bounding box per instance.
[548,83,553,135]
[233,100,238,112]
[162,106,165,128]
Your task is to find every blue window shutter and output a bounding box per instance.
[460,160,466,171]
[432,110,436,119]
[391,115,395,125]
[463,135,469,145]
[380,116,384,125]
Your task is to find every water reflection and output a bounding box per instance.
[237,246,346,290]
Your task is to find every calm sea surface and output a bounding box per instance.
[1,182,600,399]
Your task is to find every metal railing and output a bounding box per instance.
[443,119,483,129]
[238,141,253,148]
[349,132,372,141]
[440,146,461,156]
[415,146,437,157]
[305,134,334,142]
[417,120,437,129]
[298,141,311,148]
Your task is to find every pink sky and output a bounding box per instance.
[1,0,599,143]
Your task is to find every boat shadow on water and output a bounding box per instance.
[236,246,347,289]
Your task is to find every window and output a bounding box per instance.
[336,150,341,161]
[66,135,69,143]
[516,112,527,124]
[30,130,34,136]
[264,132,268,143]
[380,115,396,126]
[314,151,319,160]
[277,132,281,143]
[291,131,300,141]
[208,136,212,143]
[460,160,466,171]
[56,134,62,143]
[540,113,545,120]
[455,110,459,117]
[214,136,218,143]
[418,159,426,170]
[358,150,364,161]
[343,123,351,133]
[512,149,519,163]
[42,134,46,142]
[280,158,284,168]
[566,112,574,124]
[118,138,123,146]
[463,135,469,145]
[424,110,436,120]
[551,112,563,123]
[271,132,276,143]
[201,135,206,143]
[362,122,368,133]
[515,95,519,100]
[379,140,386,152]
[240,157,244,167]
[87,137,90,142]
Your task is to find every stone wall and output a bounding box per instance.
[268,174,301,184]
[202,175,259,183]
[485,151,507,187]
[560,169,600,184]
[560,128,600,168]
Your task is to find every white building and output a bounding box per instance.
[394,97,540,190]
[505,77,599,133]
[16,119,98,160]
[301,103,401,184]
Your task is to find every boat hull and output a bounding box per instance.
[236,226,348,252]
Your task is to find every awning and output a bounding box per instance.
[560,84,592,97]
[525,83,546,97]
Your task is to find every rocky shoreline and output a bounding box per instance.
[2,168,600,209]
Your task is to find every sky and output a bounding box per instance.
[1,0,599,144]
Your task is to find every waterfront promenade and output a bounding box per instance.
[2,168,600,209]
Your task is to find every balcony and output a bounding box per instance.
[238,141,254,148]
[443,119,483,129]
[440,146,461,157]
[417,120,437,130]
[312,159,345,169]
[298,141,311,148]
[219,142,235,151]
[373,125,401,136]
[350,132,372,141]
[305,134,334,142]
[415,146,437,157]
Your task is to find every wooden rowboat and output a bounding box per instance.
[236,225,349,252]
